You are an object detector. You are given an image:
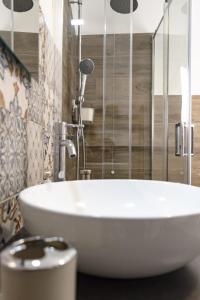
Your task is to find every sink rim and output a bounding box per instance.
[19,179,200,221]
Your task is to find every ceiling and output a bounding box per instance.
[0,0,164,35]
[78,0,165,35]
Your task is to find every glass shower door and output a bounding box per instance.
[152,0,192,184]
[152,19,167,181]
[167,0,191,184]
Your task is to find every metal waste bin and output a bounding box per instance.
[1,237,77,300]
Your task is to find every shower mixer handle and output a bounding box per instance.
[59,122,84,137]
[64,123,84,129]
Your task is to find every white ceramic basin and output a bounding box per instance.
[19,180,200,278]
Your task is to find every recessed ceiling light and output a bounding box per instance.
[71,19,84,26]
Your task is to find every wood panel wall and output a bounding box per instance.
[153,95,200,186]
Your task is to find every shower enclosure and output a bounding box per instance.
[78,0,152,180]
[152,0,195,185]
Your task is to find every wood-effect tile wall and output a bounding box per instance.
[82,33,152,179]
[153,95,200,186]
[0,31,39,81]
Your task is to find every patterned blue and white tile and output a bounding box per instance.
[0,43,30,119]
[39,15,55,178]
[0,108,27,201]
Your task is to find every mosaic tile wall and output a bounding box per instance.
[39,3,63,179]
[0,37,42,247]
[0,1,64,247]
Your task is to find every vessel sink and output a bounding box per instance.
[19,180,200,278]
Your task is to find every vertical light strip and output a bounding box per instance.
[163,3,169,182]
[11,0,14,51]
[78,0,82,87]
[77,0,82,180]
[52,0,56,179]
[111,38,116,173]
[151,37,155,180]
[128,0,133,179]
[102,0,107,179]
[180,67,189,124]
[187,0,192,185]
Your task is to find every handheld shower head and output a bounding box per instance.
[79,58,95,75]
[79,58,95,101]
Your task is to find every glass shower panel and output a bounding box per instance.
[152,21,167,181]
[167,0,190,183]
[191,0,200,186]
[81,0,105,179]
[102,0,133,179]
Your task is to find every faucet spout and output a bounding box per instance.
[60,139,77,159]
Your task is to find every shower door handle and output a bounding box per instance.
[175,122,183,156]
[191,124,194,156]
[175,123,194,156]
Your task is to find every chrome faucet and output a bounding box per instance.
[55,122,83,181]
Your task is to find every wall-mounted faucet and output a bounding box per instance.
[54,122,84,181]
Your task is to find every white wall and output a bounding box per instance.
[39,0,64,57]
[191,0,200,95]
[154,0,200,96]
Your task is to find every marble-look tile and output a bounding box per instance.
[0,195,23,249]
[41,81,54,177]
[0,108,27,201]
[54,45,62,123]
[28,78,43,125]
[39,11,55,178]
[27,121,43,187]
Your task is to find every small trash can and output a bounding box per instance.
[1,237,77,300]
